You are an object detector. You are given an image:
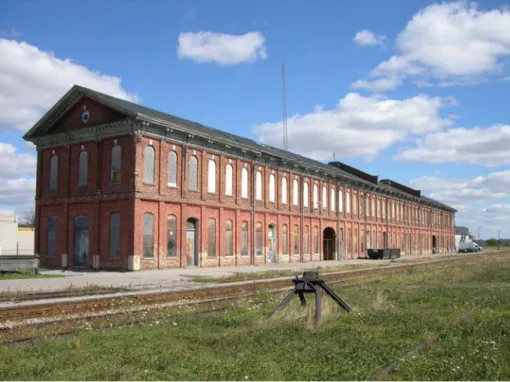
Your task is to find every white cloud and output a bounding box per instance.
[410,170,510,238]
[354,1,510,91]
[353,30,385,46]
[396,124,510,167]
[0,38,139,131]
[177,31,267,65]
[0,143,36,177]
[253,92,455,161]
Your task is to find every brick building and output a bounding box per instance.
[23,85,457,271]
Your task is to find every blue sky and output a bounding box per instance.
[1,0,510,239]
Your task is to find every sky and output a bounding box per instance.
[1,0,510,239]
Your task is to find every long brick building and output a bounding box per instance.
[23,85,457,271]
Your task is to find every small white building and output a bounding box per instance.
[0,214,35,255]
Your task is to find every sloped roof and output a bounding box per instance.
[24,85,457,212]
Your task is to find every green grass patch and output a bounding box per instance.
[1,253,509,380]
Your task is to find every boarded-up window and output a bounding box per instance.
[144,146,155,185]
[167,215,177,257]
[303,182,309,207]
[110,145,121,184]
[47,215,56,257]
[241,168,248,199]
[346,191,351,213]
[225,220,233,256]
[78,151,88,187]
[208,159,216,193]
[225,164,233,196]
[269,174,275,202]
[241,221,248,256]
[339,189,343,212]
[49,155,58,190]
[330,188,335,211]
[256,222,263,256]
[293,179,299,206]
[256,171,263,200]
[322,185,328,210]
[208,218,216,257]
[189,155,198,191]
[281,177,287,204]
[282,224,288,254]
[293,225,299,254]
[304,226,309,254]
[109,213,120,258]
[143,213,154,258]
[168,151,177,187]
[313,184,319,209]
[313,226,319,254]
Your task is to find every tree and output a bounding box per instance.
[486,238,498,247]
[24,213,35,227]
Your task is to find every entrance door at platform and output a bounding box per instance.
[74,216,90,267]
[323,227,336,260]
[186,218,199,267]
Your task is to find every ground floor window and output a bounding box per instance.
[304,226,309,254]
[109,213,120,258]
[143,213,154,258]
[256,222,263,256]
[208,218,216,257]
[282,224,288,255]
[167,215,177,257]
[313,226,319,254]
[293,225,299,254]
[241,221,248,256]
[225,220,233,256]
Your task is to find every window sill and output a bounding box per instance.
[167,184,177,188]
[143,183,156,186]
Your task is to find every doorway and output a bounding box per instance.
[323,227,336,260]
[186,218,199,267]
[268,224,277,263]
[432,235,437,254]
[74,216,90,267]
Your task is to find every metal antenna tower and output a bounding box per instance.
[282,62,288,151]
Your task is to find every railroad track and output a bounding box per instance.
[0,253,499,328]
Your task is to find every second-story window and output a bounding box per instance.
[110,145,121,184]
[241,167,248,199]
[49,154,58,190]
[269,174,276,203]
[225,164,233,196]
[143,146,155,185]
[293,179,299,206]
[346,191,351,213]
[313,184,319,209]
[281,176,287,204]
[189,155,198,191]
[303,181,309,207]
[330,187,335,212]
[78,150,88,187]
[208,159,216,193]
[256,171,263,201]
[339,189,343,212]
[168,151,177,187]
[322,185,327,210]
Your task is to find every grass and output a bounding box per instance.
[0,270,61,280]
[0,283,128,301]
[1,253,509,380]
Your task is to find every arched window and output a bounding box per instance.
[208,159,216,193]
[143,146,155,185]
[256,222,263,256]
[293,225,299,254]
[269,174,276,203]
[256,171,263,200]
[49,155,58,190]
[167,215,177,257]
[322,185,327,210]
[143,213,154,258]
[339,189,343,212]
[168,151,177,187]
[313,226,319,254]
[47,215,56,257]
[304,226,309,254]
[353,193,357,214]
[78,151,88,187]
[330,187,335,211]
[225,220,233,256]
[281,176,288,204]
[282,224,288,254]
[208,218,216,257]
[346,191,351,213]
[372,197,375,217]
[241,221,249,256]
[109,213,120,258]
[293,179,299,206]
[110,145,121,184]
[241,168,248,199]
[303,181,309,207]
[189,155,198,191]
[225,164,233,196]
[360,195,364,216]
[313,184,319,209]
